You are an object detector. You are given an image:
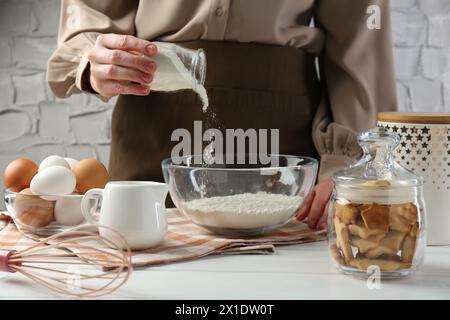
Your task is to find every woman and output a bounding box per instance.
[47,0,398,229]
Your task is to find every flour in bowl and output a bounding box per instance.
[182,192,303,229]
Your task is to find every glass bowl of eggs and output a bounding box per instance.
[3,155,109,235]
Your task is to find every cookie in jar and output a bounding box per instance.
[328,128,426,278]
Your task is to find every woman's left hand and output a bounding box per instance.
[296,179,333,230]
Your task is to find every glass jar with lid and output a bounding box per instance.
[328,127,426,278]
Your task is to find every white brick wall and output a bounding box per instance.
[0,0,449,188]
[392,0,450,111]
[0,0,115,187]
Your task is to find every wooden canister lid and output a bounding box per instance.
[378,112,450,124]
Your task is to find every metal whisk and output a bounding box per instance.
[0,224,133,298]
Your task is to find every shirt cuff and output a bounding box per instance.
[318,154,356,183]
[75,51,110,103]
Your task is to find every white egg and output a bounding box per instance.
[64,157,79,170]
[30,166,76,195]
[54,196,84,226]
[39,155,70,171]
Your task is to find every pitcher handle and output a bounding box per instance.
[81,188,103,224]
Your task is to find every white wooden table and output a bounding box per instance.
[1,241,449,299]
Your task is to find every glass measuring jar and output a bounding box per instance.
[328,127,426,278]
[151,41,206,93]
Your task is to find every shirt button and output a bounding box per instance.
[215,7,224,16]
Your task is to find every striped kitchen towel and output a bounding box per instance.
[0,210,326,268]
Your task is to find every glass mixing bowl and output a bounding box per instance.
[3,189,95,235]
[162,155,318,237]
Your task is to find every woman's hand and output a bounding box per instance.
[87,34,158,98]
[296,179,333,230]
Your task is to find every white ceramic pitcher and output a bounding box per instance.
[81,181,168,250]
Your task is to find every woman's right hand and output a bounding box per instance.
[87,33,158,98]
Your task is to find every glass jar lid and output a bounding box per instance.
[333,127,423,204]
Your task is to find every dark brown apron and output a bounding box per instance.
[109,40,320,183]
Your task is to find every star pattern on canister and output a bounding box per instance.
[378,122,450,191]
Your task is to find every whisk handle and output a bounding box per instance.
[0,250,18,273]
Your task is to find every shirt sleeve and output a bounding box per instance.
[46,0,138,100]
[313,0,398,182]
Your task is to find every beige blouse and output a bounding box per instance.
[47,0,398,180]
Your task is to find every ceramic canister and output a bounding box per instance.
[378,112,450,245]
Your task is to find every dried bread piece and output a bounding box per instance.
[330,242,345,265]
[334,217,353,262]
[348,219,386,239]
[357,204,372,211]
[382,230,407,251]
[390,203,418,223]
[364,231,407,259]
[389,211,411,233]
[335,202,359,224]
[349,258,411,271]
[365,249,394,259]
[389,203,419,233]
[360,204,390,232]
[410,222,420,237]
[401,235,417,263]
[350,235,383,253]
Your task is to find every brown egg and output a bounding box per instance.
[13,188,54,228]
[73,158,109,194]
[3,158,38,192]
